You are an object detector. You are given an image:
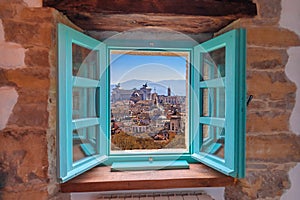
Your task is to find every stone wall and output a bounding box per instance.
[0,1,76,199]
[217,0,300,199]
[0,0,300,200]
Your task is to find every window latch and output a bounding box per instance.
[247,95,253,107]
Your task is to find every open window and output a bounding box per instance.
[191,29,246,178]
[57,23,246,182]
[57,24,109,182]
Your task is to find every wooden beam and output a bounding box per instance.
[44,0,256,34]
[61,164,234,192]
[44,0,256,17]
[96,0,256,16]
[67,12,236,33]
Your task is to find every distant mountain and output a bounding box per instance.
[157,80,186,96]
[111,79,186,96]
[117,79,151,90]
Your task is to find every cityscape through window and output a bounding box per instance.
[110,50,189,152]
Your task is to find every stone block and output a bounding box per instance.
[0,0,23,2]
[225,184,251,200]
[0,2,25,19]
[17,88,48,104]
[5,68,50,90]
[0,42,25,69]
[215,18,279,36]
[3,19,53,48]
[268,96,295,111]
[0,69,10,87]
[245,170,289,199]
[17,7,55,22]
[255,0,281,19]
[247,112,290,133]
[247,27,300,47]
[247,71,296,100]
[1,190,48,200]
[247,47,288,70]
[8,103,48,127]
[246,134,300,162]
[247,99,268,110]
[0,127,48,188]
[25,47,49,67]
[226,167,292,199]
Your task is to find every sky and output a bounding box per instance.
[110,53,187,84]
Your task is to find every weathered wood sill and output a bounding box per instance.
[61,164,234,192]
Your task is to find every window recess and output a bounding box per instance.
[57,23,246,183]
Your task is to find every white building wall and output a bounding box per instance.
[280,0,300,199]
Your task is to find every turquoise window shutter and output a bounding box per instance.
[191,29,246,178]
[57,23,246,181]
[57,24,109,182]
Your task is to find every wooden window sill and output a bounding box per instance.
[61,164,234,192]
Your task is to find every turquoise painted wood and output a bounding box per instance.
[58,23,246,182]
[111,160,189,172]
[72,118,100,130]
[107,46,193,162]
[216,64,225,138]
[57,23,108,183]
[72,77,100,88]
[202,143,222,155]
[199,77,225,88]
[105,39,197,49]
[199,117,225,128]
[236,29,246,178]
[80,143,96,156]
[190,45,201,155]
[192,29,246,178]
[207,61,215,142]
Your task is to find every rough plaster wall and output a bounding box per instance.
[280,0,300,199]
[285,47,300,136]
[0,19,4,41]
[281,163,300,200]
[0,16,20,131]
[23,0,42,7]
[0,19,26,69]
[280,0,300,136]
[0,87,18,130]
[0,43,26,68]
